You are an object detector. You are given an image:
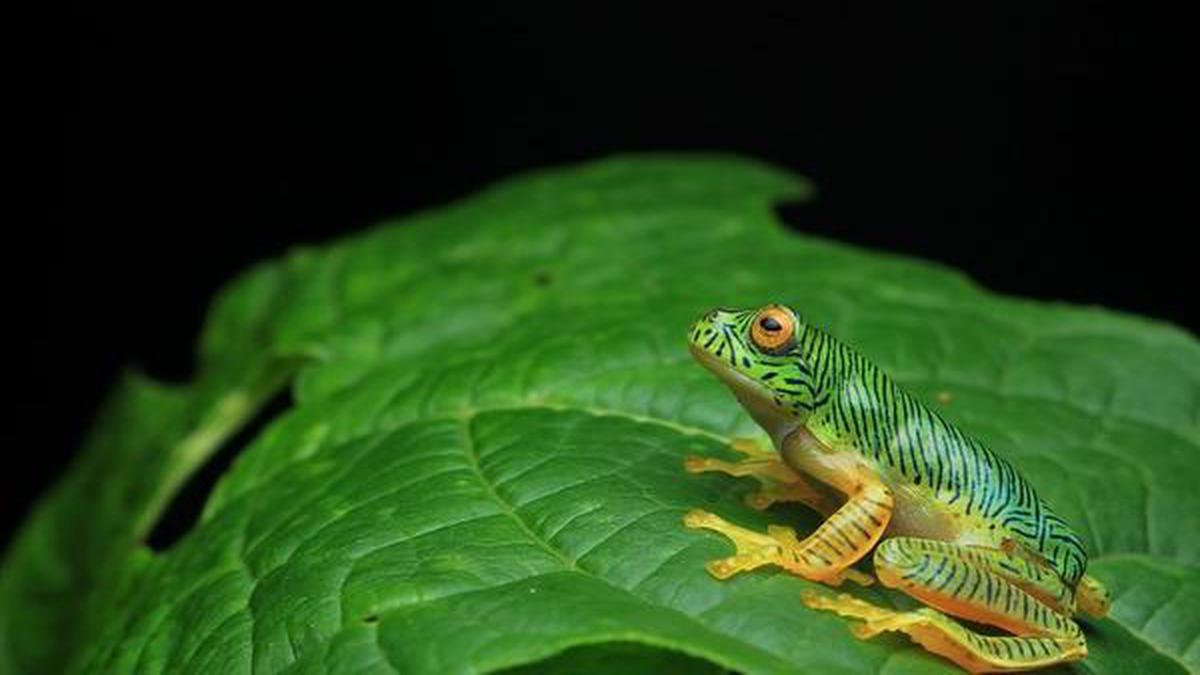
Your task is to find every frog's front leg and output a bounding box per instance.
[683,466,890,586]
[804,537,1088,673]
[685,437,834,514]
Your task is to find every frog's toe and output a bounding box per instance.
[686,451,729,473]
[849,613,926,640]
[803,590,894,621]
[847,622,877,640]
[683,509,774,546]
[744,490,775,510]
[682,508,719,529]
[683,455,716,473]
[745,484,830,513]
[837,567,876,587]
[729,437,774,459]
[743,478,833,514]
[705,553,760,580]
[684,455,758,477]
[804,591,893,639]
[766,524,799,540]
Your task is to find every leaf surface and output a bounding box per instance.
[3,156,1198,675]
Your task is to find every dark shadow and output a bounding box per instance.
[497,641,729,675]
[146,388,295,551]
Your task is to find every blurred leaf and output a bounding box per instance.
[2,156,1197,674]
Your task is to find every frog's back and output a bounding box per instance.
[804,330,1088,586]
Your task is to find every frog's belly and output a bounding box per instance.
[885,480,959,539]
[883,478,996,548]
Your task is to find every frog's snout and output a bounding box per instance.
[689,310,731,367]
[688,309,734,347]
[689,312,713,346]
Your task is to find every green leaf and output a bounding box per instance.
[3,155,1198,675]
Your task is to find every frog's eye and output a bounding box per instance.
[750,306,795,353]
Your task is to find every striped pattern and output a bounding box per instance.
[774,481,894,578]
[690,307,1089,587]
[804,590,1088,672]
[874,538,1078,636]
[903,607,1087,671]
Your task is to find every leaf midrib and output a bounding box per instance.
[351,413,799,675]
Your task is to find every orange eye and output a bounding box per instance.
[751,306,795,353]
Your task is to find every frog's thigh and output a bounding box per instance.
[807,536,1088,672]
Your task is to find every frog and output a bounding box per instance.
[682,304,1110,673]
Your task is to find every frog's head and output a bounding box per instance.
[688,304,820,440]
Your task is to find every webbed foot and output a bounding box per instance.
[684,438,831,514]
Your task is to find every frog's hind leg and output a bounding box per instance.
[804,537,1088,672]
[685,437,834,514]
[683,468,891,587]
[802,592,1082,673]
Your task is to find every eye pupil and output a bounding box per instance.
[759,316,782,332]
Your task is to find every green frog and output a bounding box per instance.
[682,304,1109,673]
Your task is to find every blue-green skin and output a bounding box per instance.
[688,305,1089,588]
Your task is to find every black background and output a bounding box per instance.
[11,4,1194,546]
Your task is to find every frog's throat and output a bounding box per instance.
[689,343,800,443]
